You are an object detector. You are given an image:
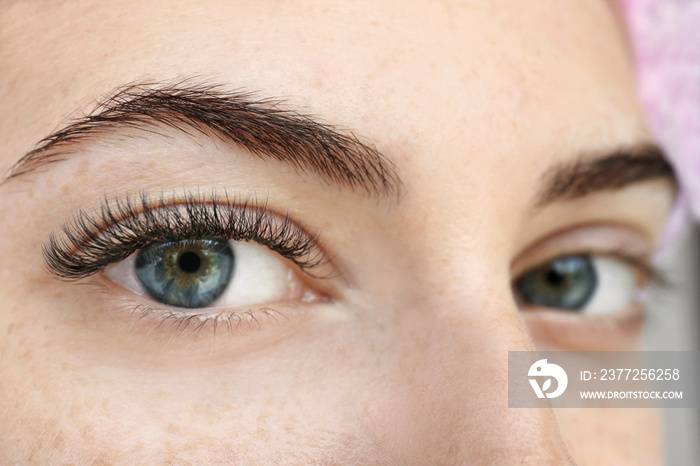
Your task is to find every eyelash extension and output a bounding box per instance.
[43,191,325,280]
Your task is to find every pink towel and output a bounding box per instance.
[618,0,700,245]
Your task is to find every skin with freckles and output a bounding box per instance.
[0,0,676,464]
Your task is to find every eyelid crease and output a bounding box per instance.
[511,223,655,272]
[43,190,329,281]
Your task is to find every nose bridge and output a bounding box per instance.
[467,321,575,464]
[382,178,575,462]
[388,247,576,463]
[403,295,576,464]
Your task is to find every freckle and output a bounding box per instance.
[80,424,97,443]
[61,184,70,195]
[77,160,90,182]
[255,427,270,441]
[91,456,112,466]
[51,431,66,451]
[19,350,33,362]
[7,321,25,335]
[165,422,181,434]
[256,409,271,424]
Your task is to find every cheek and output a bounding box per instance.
[556,408,663,465]
[0,318,94,462]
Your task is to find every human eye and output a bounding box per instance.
[43,191,332,336]
[510,225,669,349]
[514,254,650,315]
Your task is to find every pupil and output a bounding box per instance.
[545,268,564,286]
[178,251,201,273]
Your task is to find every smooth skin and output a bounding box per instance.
[0,0,673,464]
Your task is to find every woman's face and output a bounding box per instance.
[0,0,677,463]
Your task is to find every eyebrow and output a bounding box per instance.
[537,143,678,207]
[2,80,402,196]
[3,80,678,207]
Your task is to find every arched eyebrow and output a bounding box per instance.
[2,80,402,197]
[536,143,678,207]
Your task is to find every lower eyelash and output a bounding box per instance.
[43,190,326,280]
[75,281,303,342]
[131,304,290,337]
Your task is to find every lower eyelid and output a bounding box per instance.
[76,279,317,352]
[131,303,294,336]
[523,305,646,351]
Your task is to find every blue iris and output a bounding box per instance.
[515,255,597,310]
[135,238,235,308]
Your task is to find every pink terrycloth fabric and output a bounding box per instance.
[617,0,700,245]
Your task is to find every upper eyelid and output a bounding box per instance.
[510,223,654,278]
[510,235,670,294]
[513,251,665,286]
[513,222,650,260]
[43,191,328,280]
